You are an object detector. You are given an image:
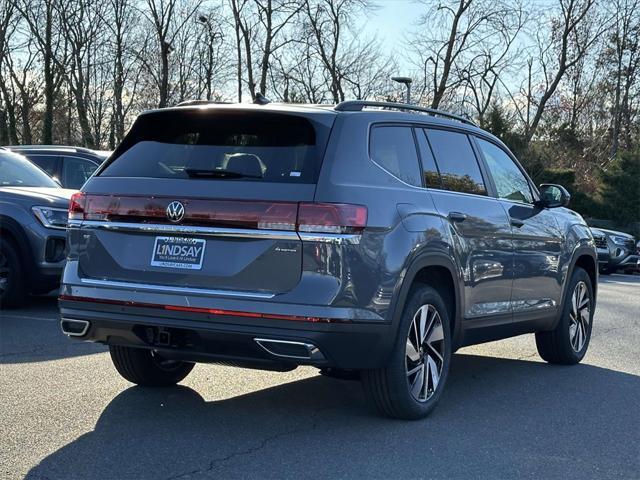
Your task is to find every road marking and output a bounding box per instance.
[1,314,58,322]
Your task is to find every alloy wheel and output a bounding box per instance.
[569,281,590,352]
[405,304,445,402]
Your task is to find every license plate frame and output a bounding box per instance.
[151,236,206,270]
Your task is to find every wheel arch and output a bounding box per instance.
[390,252,463,350]
[0,215,34,277]
[553,246,598,330]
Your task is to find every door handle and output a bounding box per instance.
[510,218,525,228]
[448,212,467,222]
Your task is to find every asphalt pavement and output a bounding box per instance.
[1,275,639,480]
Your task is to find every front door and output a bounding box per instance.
[418,128,514,321]
[474,137,563,322]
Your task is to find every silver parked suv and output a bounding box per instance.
[60,101,598,419]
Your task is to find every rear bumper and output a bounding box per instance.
[59,299,396,370]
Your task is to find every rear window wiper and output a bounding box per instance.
[183,168,262,179]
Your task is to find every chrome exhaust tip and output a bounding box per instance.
[60,318,90,337]
[254,338,325,361]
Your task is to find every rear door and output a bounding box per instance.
[418,128,514,322]
[474,136,563,319]
[75,108,334,295]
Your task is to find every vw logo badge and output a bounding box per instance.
[166,201,185,223]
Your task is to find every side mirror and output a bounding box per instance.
[537,184,570,208]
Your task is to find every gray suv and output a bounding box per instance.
[60,101,598,419]
[0,148,74,307]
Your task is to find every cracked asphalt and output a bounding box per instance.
[1,275,639,480]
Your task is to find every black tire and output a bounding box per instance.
[536,267,594,364]
[319,368,361,381]
[109,345,194,386]
[362,285,452,420]
[0,237,26,309]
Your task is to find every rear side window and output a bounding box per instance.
[369,126,422,187]
[424,129,487,196]
[100,111,330,184]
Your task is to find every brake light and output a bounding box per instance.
[298,203,367,234]
[69,194,367,234]
[68,192,86,221]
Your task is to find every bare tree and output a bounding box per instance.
[15,0,68,144]
[303,0,372,103]
[412,0,503,109]
[458,4,527,125]
[143,0,202,107]
[57,0,107,148]
[521,0,605,144]
[604,0,639,156]
[0,0,18,144]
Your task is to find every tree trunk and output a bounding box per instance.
[159,42,170,108]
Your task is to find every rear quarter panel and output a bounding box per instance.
[312,114,455,325]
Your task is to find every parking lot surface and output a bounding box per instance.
[1,275,639,480]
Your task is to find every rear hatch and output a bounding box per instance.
[73,106,336,295]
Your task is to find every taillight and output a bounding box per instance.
[68,192,86,221]
[69,194,367,234]
[298,203,367,234]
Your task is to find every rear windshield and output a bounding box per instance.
[100,110,331,184]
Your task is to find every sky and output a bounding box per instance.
[359,0,421,74]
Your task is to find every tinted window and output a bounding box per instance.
[29,155,59,177]
[477,138,533,204]
[415,129,441,188]
[101,111,328,184]
[369,126,422,186]
[425,129,486,195]
[63,157,98,189]
[0,152,59,187]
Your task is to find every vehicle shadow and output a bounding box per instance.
[25,354,640,480]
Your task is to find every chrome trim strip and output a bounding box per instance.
[78,220,299,240]
[254,338,325,361]
[298,232,361,244]
[60,318,90,337]
[74,220,361,243]
[78,277,276,299]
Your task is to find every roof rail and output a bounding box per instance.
[334,100,476,126]
[6,144,96,153]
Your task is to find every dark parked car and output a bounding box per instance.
[591,227,638,274]
[60,101,598,419]
[7,145,110,189]
[0,148,75,307]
